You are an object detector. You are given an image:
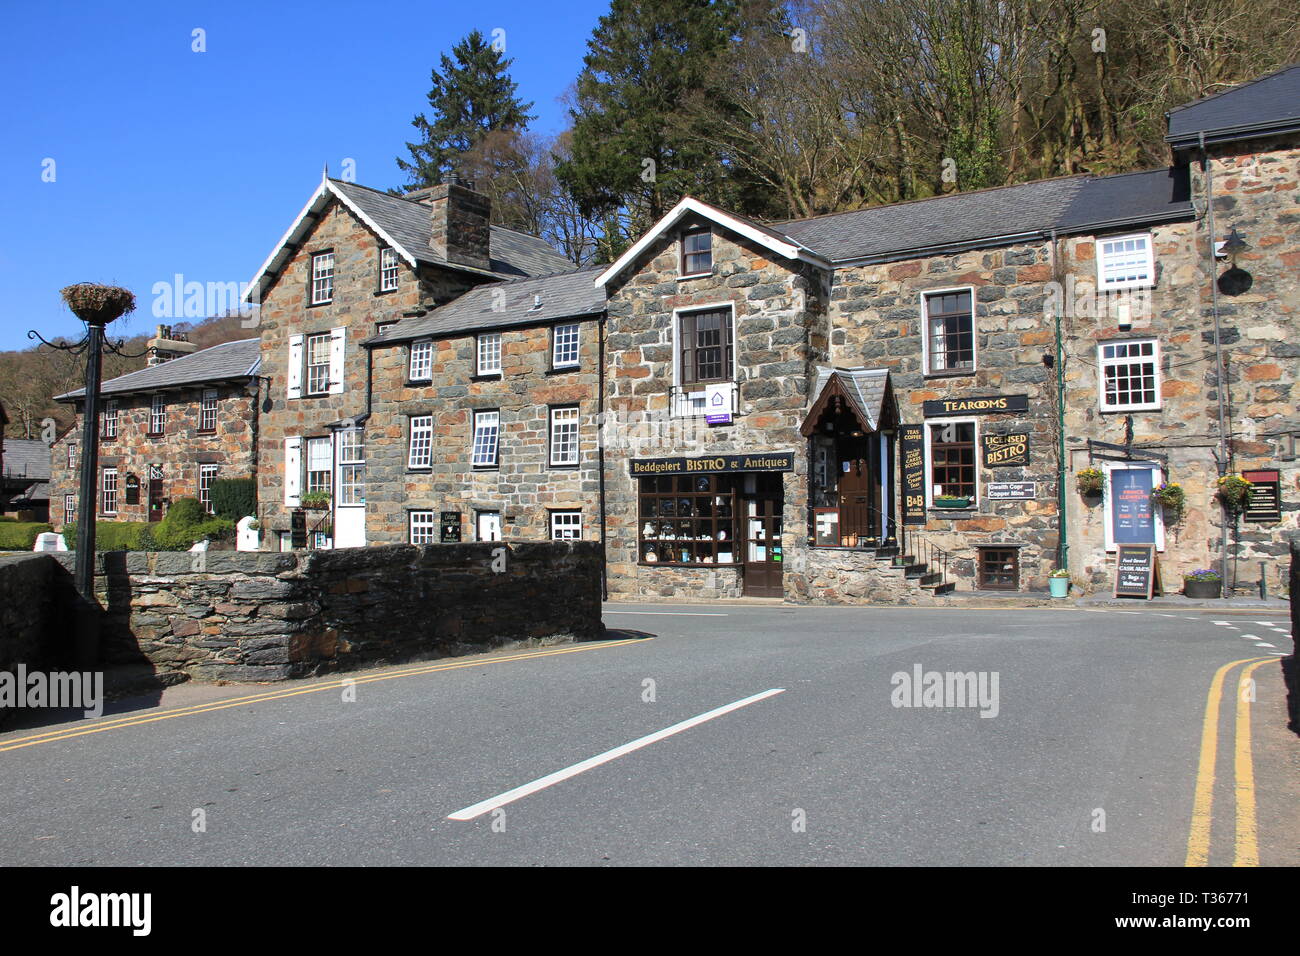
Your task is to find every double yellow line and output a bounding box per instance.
[0,638,647,755]
[1185,656,1272,867]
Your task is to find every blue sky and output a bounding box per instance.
[0,0,607,350]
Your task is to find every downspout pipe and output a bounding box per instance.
[1200,131,1231,587]
[597,312,608,601]
[1051,229,1067,573]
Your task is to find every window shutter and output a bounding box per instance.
[287,334,304,399]
[328,327,346,394]
[284,437,302,506]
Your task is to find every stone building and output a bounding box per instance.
[49,337,261,528]
[243,174,572,551]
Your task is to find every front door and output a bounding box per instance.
[742,475,783,597]
[476,510,502,541]
[147,475,165,522]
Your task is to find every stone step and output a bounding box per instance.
[903,563,929,577]
[918,572,943,586]
[924,581,957,595]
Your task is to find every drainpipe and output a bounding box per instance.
[1050,228,1067,573]
[1200,132,1231,587]
[597,312,608,601]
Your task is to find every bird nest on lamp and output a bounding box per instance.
[60,283,136,324]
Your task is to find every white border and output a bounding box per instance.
[923,417,979,507]
[1101,460,1166,552]
[1095,232,1155,293]
[920,286,978,376]
[1097,337,1162,413]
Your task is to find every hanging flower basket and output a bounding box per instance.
[300,492,331,511]
[1216,474,1253,512]
[1150,482,1185,521]
[1075,468,1105,496]
[60,283,137,324]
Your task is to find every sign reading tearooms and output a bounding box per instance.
[923,394,1029,417]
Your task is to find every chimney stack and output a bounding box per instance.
[423,180,492,271]
[147,324,198,366]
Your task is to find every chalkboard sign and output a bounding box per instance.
[290,509,308,550]
[900,425,926,525]
[1114,544,1160,599]
[982,432,1030,467]
[124,474,141,505]
[440,511,462,543]
[1111,469,1157,545]
[1242,470,1281,523]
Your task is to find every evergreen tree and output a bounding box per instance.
[397,30,536,189]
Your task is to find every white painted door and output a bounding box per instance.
[476,511,502,541]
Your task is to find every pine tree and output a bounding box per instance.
[397,30,536,190]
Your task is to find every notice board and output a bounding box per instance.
[1114,544,1160,598]
[1111,468,1157,545]
[900,425,926,525]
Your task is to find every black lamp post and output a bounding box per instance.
[32,284,136,666]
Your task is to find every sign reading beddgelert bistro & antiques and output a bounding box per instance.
[629,452,795,476]
[923,394,1029,417]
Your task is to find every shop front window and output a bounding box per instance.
[638,474,738,565]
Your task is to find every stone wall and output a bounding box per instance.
[602,221,830,600]
[35,541,603,682]
[49,386,256,528]
[0,554,73,725]
[830,241,1062,591]
[366,318,602,544]
[255,195,484,541]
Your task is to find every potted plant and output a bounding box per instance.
[1076,467,1105,496]
[300,491,331,511]
[1183,568,1222,599]
[1216,474,1253,513]
[1048,568,1071,598]
[1151,482,1186,521]
[933,494,971,509]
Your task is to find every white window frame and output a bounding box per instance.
[311,252,335,304]
[200,388,218,432]
[471,410,500,468]
[409,510,438,544]
[64,494,76,524]
[477,332,502,376]
[305,332,331,395]
[552,323,580,368]
[149,393,166,435]
[1096,232,1155,292]
[306,436,332,497]
[409,340,433,382]
[550,510,582,540]
[408,415,433,469]
[198,463,219,513]
[102,467,118,516]
[923,418,979,507]
[336,429,365,506]
[103,399,118,439]
[1101,460,1166,552]
[671,303,737,418]
[680,228,713,278]
[549,405,580,467]
[379,247,400,292]
[67,442,75,469]
[1098,338,1161,412]
[920,286,977,376]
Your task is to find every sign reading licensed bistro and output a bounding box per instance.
[629,452,796,476]
[923,394,1029,417]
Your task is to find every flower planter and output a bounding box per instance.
[1049,577,1070,598]
[933,498,971,509]
[1183,579,1222,599]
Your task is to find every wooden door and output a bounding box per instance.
[742,477,784,597]
[837,443,880,543]
[147,477,165,522]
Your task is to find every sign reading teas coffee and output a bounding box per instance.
[630,452,795,476]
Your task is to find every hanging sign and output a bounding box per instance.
[1111,469,1157,545]
[1241,470,1281,523]
[982,432,1030,467]
[923,394,1029,417]
[440,511,462,543]
[900,425,926,525]
[124,474,141,505]
[1114,544,1160,599]
[704,383,733,425]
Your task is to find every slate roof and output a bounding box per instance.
[330,180,572,279]
[368,266,606,345]
[1,438,51,481]
[56,338,262,401]
[768,167,1194,265]
[811,367,893,432]
[1166,64,1300,149]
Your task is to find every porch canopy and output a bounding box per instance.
[801,367,897,437]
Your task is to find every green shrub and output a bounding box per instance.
[210,477,256,520]
[0,521,54,550]
[61,521,151,551]
[149,498,235,550]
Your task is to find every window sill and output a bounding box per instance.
[546,365,580,375]
[549,462,580,470]
[373,288,398,297]
[471,465,499,471]
[677,272,714,282]
[1099,406,1162,414]
[403,379,433,388]
[196,429,216,436]
[306,300,333,308]
[470,374,503,382]
[406,467,433,474]
[639,561,739,568]
[146,432,164,439]
[927,507,978,515]
[923,369,976,379]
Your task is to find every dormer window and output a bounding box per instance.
[682,228,712,276]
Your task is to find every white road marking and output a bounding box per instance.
[447,688,786,821]
[1213,622,1239,629]
[605,611,728,617]
[1256,621,1289,627]
[1254,643,1277,649]
[1241,634,1261,641]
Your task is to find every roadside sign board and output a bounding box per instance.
[1114,544,1159,599]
